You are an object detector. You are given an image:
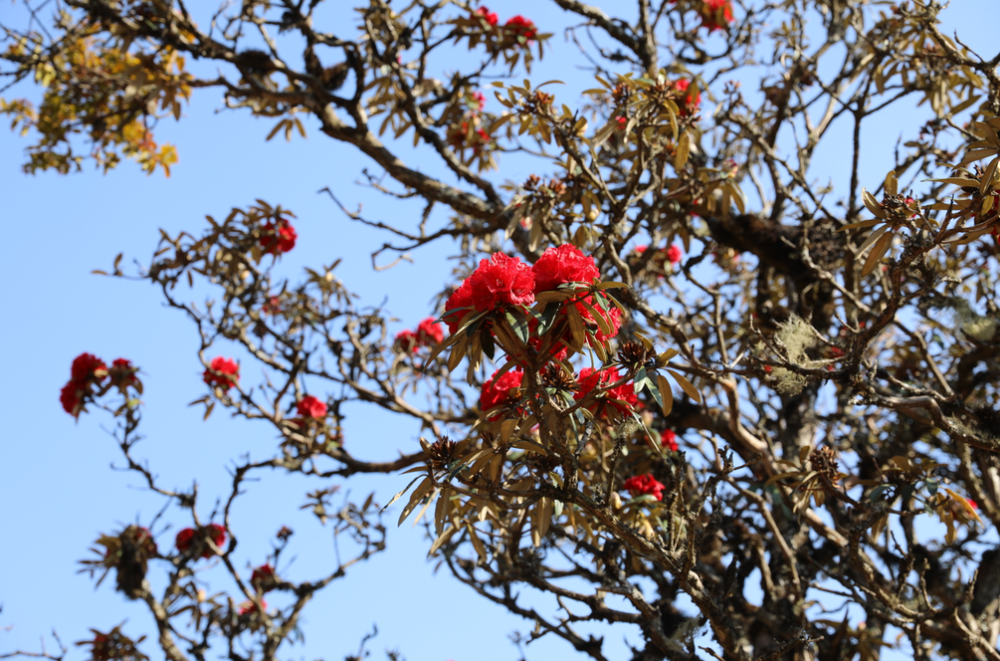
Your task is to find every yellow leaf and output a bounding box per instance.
[667,369,701,403]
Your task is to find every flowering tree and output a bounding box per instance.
[3,1,1000,660]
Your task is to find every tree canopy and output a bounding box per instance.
[3,1,1000,660]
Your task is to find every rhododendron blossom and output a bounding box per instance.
[260,219,297,255]
[394,329,419,354]
[662,429,679,452]
[467,253,535,312]
[575,367,638,419]
[623,474,665,501]
[108,358,139,389]
[665,244,683,265]
[474,6,498,26]
[203,356,239,391]
[60,381,84,416]
[175,524,227,559]
[61,352,112,417]
[672,79,701,116]
[71,353,108,382]
[296,395,327,419]
[416,317,445,345]
[504,15,536,42]
[443,280,475,335]
[251,564,276,591]
[532,244,600,292]
[700,0,734,32]
[480,369,524,418]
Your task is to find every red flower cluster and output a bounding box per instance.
[672,79,701,116]
[633,244,683,274]
[250,563,277,592]
[395,317,445,354]
[175,523,227,559]
[700,0,734,32]
[203,356,239,391]
[443,245,621,359]
[505,15,537,42]
[623,474,665,501]
[61,352,137,418]
[447,121,492,154]
[296,395,327,419]
[480,369,524,418]
[445,253,535,330]
[260,218,298,256]
[533,244,600,292]
[475,6,498,26]
[662,429,679,452]
[472,91,487,111]
[575,367,638,420]
[108,358,139,391]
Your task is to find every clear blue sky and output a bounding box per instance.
[0,2,993,660]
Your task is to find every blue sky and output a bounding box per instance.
[0,2,994,660]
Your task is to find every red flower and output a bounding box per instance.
[296,395,327,419]
[260,219,298,256]
[475,6,498,26]
[175,524,227,559]
[448,121,492,153]
[616,116,628,129]
[417,317,445,345]
[672,79,701,116]
[480,369,524,418]
[71,353,107,382]
[575,367,638,420]
[504,15,537,41]
[250,564,276,592]
[443,280,475,335]
[108,358,139,390]
[468,253,536,312]
[623,474,665,501]
[700,0,734,32]
[662,429,678,452]
[60,380,84,416]
[665,244,683,265]
[203,356,239,391]
[394,329,419,354]
[634,245,648,255]
[968,498,979,510]
[472,91,487,111]
[532,244,600,293]
[238,599,267,616]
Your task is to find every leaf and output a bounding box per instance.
[657,373,673,415]
[981,156,1000,196]
[862,231,893,276]
[566,305,587,352]
[667,369,701,403]
[398,477,435,526]
[466,522,488,564]
[884,170,898,196]
[428,525,458,556]
[381,475,425,514]
[856,225,889,256]
[862,189,883,217]
[674,131,690,171]
[505,309,530,344]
